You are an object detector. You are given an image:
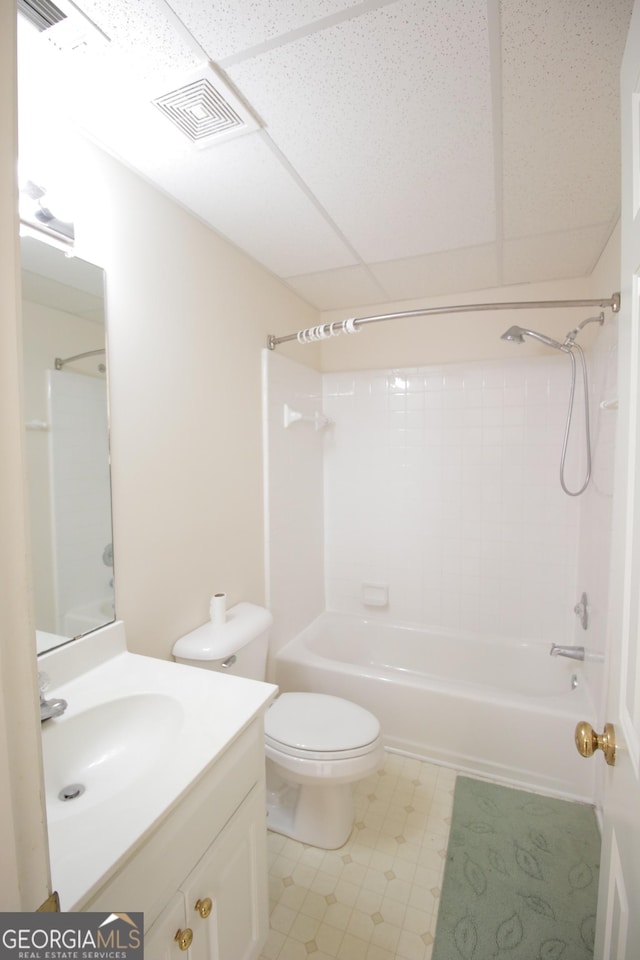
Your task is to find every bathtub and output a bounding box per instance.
[274,612,596,802]
[62,597,115,637]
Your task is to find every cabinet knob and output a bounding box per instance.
[195,897,213,919]
[174,927,193,951]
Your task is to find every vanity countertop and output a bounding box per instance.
[39,621,277,910]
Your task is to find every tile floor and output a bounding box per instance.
[260,754,457,960]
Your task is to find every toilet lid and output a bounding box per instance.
[264,692,380,754]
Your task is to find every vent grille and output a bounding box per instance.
[18,0,66,31]
[154,79,246,143]
[152,67,260,147]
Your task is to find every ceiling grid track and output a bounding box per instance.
[218,0,403,70]
[258,130,389,298]
[19,0,630,309]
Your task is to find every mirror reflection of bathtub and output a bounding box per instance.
[21,233,115,652]
[274,611,595,802]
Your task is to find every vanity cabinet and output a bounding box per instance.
[141,897,187,959]
[146,784,266,959]
[80,716,269,960]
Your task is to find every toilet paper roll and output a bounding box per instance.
[210,592,227,626]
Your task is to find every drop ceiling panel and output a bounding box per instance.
[502,224,613,285]
[228,0,496,264]
[168,0,366,61]
[501,0,632,238]
[67,0,202,82]
[284,264,388,311]
[370,243,499,301]
[20,0,630,311]
[149,134,361,276]
[36,40,359,277]
[81,106,359,276]
[22,272,105,323]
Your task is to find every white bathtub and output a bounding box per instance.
[274,612,596,802]
[62,597,115,637]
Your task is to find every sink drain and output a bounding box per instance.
[58,783,85,802]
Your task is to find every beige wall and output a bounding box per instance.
[71,143,319,660]
[0,1,50,909]
[318,228,621,371]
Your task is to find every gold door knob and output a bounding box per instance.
[195,897,212,919]
[174,927,193,951]
[575,721,616,766]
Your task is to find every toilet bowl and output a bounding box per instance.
[264,691,383,848]
[173,603,383,848]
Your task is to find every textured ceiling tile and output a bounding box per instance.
[284,265,388,310]
[228,0,496,264]
[501,0,632,238]
[142,134,359,277]
[370,244,499,301]
[168,0,364,60]
[69,0,201,83]
[24,0,630,308]
[502,224,613,285]
[30,40,358,279]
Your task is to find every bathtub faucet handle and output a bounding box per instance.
[550,643,585,661]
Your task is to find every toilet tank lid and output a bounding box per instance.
[172,602,273,661]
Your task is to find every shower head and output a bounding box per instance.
[501,325,527,344]
[500,325,565,351]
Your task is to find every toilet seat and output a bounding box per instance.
[265,692,381,761]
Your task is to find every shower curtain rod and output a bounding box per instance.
[54,348,105,369]
[266,291,621,350]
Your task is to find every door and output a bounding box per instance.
[595,2,640,954]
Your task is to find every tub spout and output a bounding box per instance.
[550,644,585,661]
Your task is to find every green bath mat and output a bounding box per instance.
[433,777,600,960]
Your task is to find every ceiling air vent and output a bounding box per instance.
[153,65,260,148]
[18,0,67,32]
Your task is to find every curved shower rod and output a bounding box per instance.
[54,348,106,369]
[267,292,621,350]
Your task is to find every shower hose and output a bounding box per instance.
[560,342,591,497]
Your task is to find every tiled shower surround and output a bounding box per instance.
[49,369,112,633]
[323,356,584,645]
[265,332,616,696]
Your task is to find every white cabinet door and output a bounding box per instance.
[184,783,268,960]
[145,894,194,959]
[140,782,268,959]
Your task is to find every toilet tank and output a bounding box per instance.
[172,602,273,681]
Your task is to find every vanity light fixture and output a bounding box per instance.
[18,0,110,52]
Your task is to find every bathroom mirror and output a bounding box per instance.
[20,233,114,654]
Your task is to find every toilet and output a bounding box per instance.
[172,602,383,849]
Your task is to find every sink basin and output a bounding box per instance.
[42,693,184,818]
[38,620,278,910]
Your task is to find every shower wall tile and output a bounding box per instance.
[323,355,582,645]
[48,370,112,632]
